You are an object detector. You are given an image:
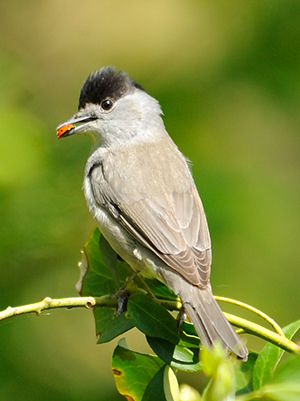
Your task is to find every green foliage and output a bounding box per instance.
[112,339,165,400]
[2,3,300,400]
[252,319,300,390]
[80,228,300,401]
[201,344,236,401]
[80,228,135,342]
[127,294,180,344]
[235,352,258,395]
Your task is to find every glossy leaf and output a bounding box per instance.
[127,293,180,344]
[260,383,300,401]
[254,356,300,401]
[181,321,198,337]
[80,228,134,342]
[81,228,131,296]
[179,323,200,348]
[143,278,178,301]
[99,233,121,291]
[112,340,165,401]
[141,364,181,401]
[142,365,167,401]
[235,351,258,395]
[81,228,185,344]
[163,365,181,401]
[147,336,201,372]
[252,319,300,390]
[271,354,300,385]
[94,308,134,344]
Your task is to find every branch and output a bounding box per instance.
[1,294,299,355]
[215,296,285,336]
[0,293,179,321]
[224,312,300,354]
[0,295,112,320]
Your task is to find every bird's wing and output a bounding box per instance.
[118,190,211,287]
[88,144,211,288]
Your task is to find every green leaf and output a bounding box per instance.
[260,357,300,401]
[252,319,300,390]
[81,228,177,299]
[142,365,167,401]
[80,228,183,344]
[179,323,200,347]
[112,341,165,401]
[142,365,181,401]
[147,336,201,372]
[80,227,135,342]
[181,321,198,337]
[261,382,300,401]
[143,278,178,301]
[201,344,236,401]
[271,354,300,385]
[235,351,258,395]
[84,227,110,278]
[99,234,121,291]
[82,227,134,295]
[94,308,134,344]
[127,293,180,344]
[163,365,181,401]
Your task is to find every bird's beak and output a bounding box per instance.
[56,115,97,139]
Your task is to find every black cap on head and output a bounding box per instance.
[78,66,144,110]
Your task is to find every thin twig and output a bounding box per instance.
[224,312,300,354]
[215,296,285,336]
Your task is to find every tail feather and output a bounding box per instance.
[184,287,248,360]
[161,270,248,361]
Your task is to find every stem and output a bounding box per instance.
[215,296,285,336]
[0,292,179,321]
[1,293,299,355]
[0,295,115,320]
[224,312,300,354]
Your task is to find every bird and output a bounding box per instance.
[57,66,248,360]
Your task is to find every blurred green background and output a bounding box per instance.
[1,1,300,399]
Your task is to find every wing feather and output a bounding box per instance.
[88,143,211,287]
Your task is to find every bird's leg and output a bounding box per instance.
[114,271,139,316]
[115,290,130,316]
[114,272,159,315]
[177,306,187,332]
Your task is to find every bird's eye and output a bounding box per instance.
[101,98,114,111]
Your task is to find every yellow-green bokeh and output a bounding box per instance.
[1,1,300,399]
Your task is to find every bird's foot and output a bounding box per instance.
[115,289,130,316]
[177,307,187,331]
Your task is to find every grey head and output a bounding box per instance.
[57,66,166,147]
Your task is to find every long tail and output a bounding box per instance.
[161,271,248,361]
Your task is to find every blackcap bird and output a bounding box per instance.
[57,66,248,360]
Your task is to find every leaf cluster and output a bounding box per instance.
[79,228,300,400]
